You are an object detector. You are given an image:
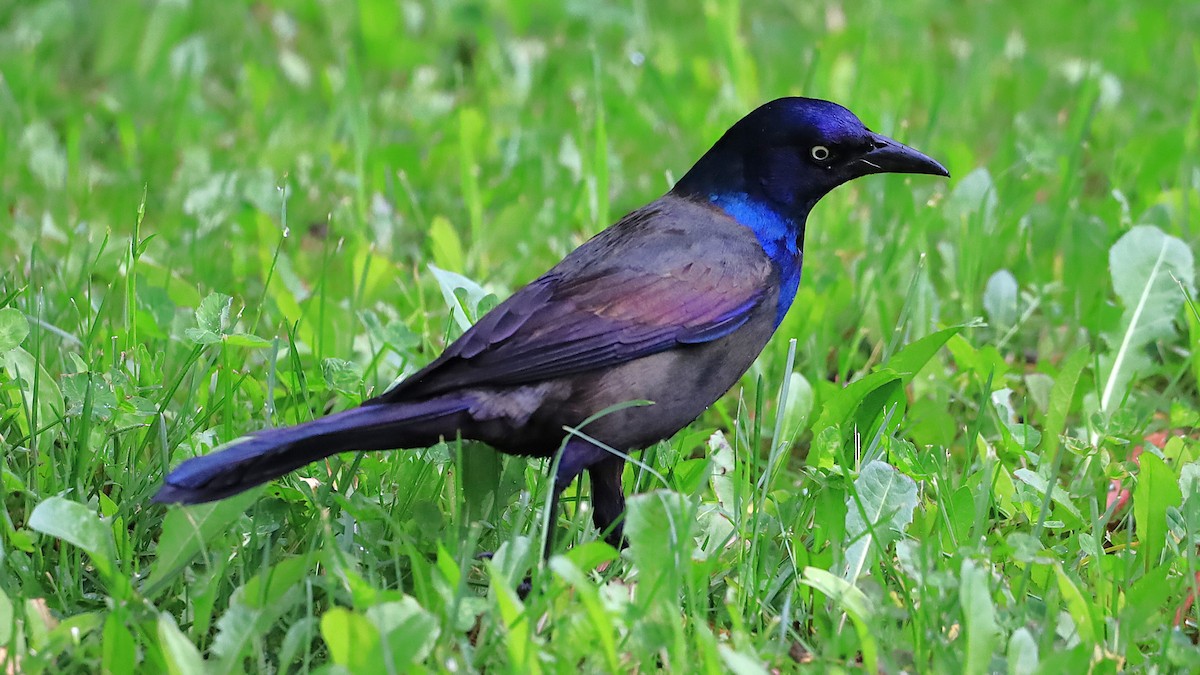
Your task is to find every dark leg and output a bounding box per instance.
[587,455,628,549]
[544,438,610,558]
[487,440,617,598]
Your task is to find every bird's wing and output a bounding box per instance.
[374,203,774,401]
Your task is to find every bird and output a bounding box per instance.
[155,97,948,556]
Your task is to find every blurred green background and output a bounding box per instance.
[2,0,1199,672]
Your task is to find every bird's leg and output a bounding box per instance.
[543,438,609,559]
[476,439,603,597]
[480,439,613,596]
[586,455,628,549]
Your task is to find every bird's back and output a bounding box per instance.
[377,194,781,403]
[360,194,783,454]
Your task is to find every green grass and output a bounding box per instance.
[2,0,1200,671]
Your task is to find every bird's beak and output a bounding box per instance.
[856,131,949,178]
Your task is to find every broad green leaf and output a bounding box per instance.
[428,215,465,274]
[550,557,621,673]
[460,438,504,532]
[1007,627,1039,675]
[843,461,918,582]
[1038,348,1088,468]
[103,613,136,675]
[626,490,695,603]
[37,613,103,665]
[223,332,270,348]
[815,328,960,449]
[195,292,233,334]
[895,540,924,583]
[1024,373,1054,413]
[490,566,541,675]
[428,264,495,330]
[28,497,125,597]
[367,598,441,669]
[1012,468,1083,524]
[1180,460,1200,497]
[561,539,619,573]
[801,566,871,620]
[1111,225,1196,307]
[800,567,877,673]
[211,556,312,668]
[3,346,65,424]
[1100,225,1195,412]
[183,328,221,345]
[945,333,1010,381]
[1133,452,1182,571]
[684,443,730,555]
[708,430,736,514]
[23,597,52,650]
[0,308,29,353]
[990,388,1042,450]
[244,556,312,609]
[780,370,814,440]
[806,426,842,471]
[1054,566,1097,644]
[983,269,1019,327]
[718,645,768,675]
[960,559,999,675]
[62,371,118,420]
[853,376,906,457]
[886,326,962,382]
[0,587,11,643]
[944,485,976,544]
[321,357,363,392]
[1119,563,1172,640]
[320,607,380,670]
[144,490,260,596]
[156,614,206,675]
[814,369,901,432]
[479,535,534,590]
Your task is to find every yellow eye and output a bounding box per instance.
[811,146,830,161]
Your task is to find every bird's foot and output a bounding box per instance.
[474,551,533,599]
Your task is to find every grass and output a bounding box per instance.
[2,0,1200,671]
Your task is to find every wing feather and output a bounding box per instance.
[371,199,775,402]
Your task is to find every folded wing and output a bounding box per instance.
[373,203,773,402]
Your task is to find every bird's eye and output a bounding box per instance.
[810,145,831,162]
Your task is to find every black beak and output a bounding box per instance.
[855,131,949,178]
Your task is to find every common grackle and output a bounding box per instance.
[155,97,948,554]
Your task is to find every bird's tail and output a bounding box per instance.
[153,397,470,505]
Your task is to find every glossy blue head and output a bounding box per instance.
[674,97,948,220]
[672,97,948,324]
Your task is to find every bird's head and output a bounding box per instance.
[674,97,949,222]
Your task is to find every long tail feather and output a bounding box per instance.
[154,398,469,505]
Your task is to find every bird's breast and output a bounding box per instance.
[707,193,804,325]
